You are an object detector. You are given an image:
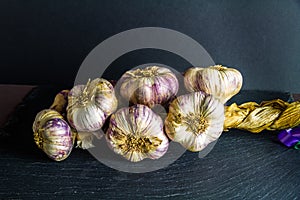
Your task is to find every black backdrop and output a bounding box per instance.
[1,0,300,92]
[1,1,300,198]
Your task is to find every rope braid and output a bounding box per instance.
[224,99,300,133]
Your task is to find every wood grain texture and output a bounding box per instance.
[0,87,299,199]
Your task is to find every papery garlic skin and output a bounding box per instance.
[184,65,243,104]
[33,109,74,161]
[75,131,103,149]
[119,66,179,108]
[106,104,169,162]
[165,92,224,152]
[67,78,118,132]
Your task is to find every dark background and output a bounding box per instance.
[1,1,300,199]
[1,0,300,92]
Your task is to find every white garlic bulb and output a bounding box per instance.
[184,65,243,104]
[106,104,169,162]
[119,66,179,108]
[164,91,224,152]
[67,78,118,148]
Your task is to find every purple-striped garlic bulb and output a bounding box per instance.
[184,65,243,104]
[165,91,224,152]
[119,66,179,108]
[33,109,74,161]
[67,78,118,149]
[106,104,169,162]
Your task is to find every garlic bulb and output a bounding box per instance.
[106,104,169,162]
[164,91,224,152]
[67,78,118,148]
[119,66,179,108]
[33,109,74,161]
[184,65,243,104]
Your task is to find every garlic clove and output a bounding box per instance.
[106,104,169,162]
[165,91,225,152]
[184,65,243,104]
[119,66,179,108]
[33,109,74,161]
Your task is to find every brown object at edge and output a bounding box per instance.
[0,85,35,127]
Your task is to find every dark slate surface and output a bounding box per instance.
[0,87,299,199]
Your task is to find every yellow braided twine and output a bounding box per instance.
[224,99,300,133]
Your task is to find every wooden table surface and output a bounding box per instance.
[0,86,299,199]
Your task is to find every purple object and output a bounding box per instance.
[278,127,300,147]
